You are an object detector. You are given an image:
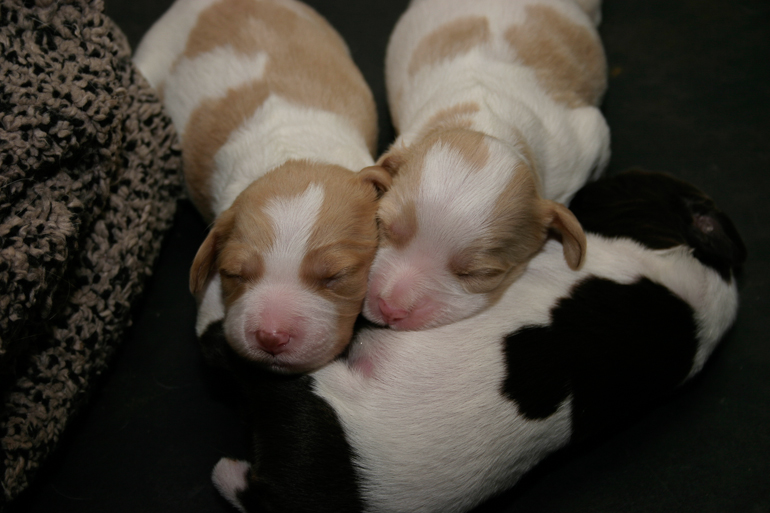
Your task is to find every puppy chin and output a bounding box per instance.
[223,322,342,374]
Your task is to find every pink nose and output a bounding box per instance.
[255,330,290,355]
[378,298,410,325]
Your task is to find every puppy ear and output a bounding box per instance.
[376,147,407,176]
[358,165,393,197]
[190,211,233,296]
[544,200,587,270]
[190,229,219,296]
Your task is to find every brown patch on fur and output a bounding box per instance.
[380,199,418,250]
[215,192,277,309]
[180,0,377,218]
[434,128,490,173]
[183,81,271,221]
[505,5,606,108]
[376,103,481,183]
[297,163,385,340]
[408,16,491,77]
[190,223,221,297]
[218,243,266,308]
[415,102,480,141]
[542,200,587,270]
[376,152,406,176]
[467,163,549,299]
[192,159,386,312]
[190,208,236,296]
[375,127,491,250]
[358,165,393,198]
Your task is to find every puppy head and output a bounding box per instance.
[363,129,585,330]
[191,161,391,373]
[568,168,747,280]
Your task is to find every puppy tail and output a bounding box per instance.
[212,458,251,513]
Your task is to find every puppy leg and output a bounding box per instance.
[212,458,250,513]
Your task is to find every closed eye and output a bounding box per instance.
[455,268,505,280]
[219,269,244,283]
[322,268,350,288]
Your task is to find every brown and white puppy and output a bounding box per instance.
[134,0,390,372]
[362,0,611,330]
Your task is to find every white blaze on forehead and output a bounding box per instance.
[417,142,513,246]
[263,183,325,281]
[164,46,269,137]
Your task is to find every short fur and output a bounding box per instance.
[363,0,611,330]
[134,0,390,372]
[203,170,745,513]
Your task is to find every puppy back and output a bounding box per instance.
[135,0,377,220]
[386,0,606,131]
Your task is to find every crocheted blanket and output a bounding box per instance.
[0,0,182,504]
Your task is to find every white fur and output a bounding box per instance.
[418,143,516,235]
[211,458,250,513]
[196,273,226,337]
[310,236,739,513]
[264,183,325,278]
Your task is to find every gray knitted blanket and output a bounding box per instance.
[0,0,182,504]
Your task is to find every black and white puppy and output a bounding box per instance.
[201,170,746,513]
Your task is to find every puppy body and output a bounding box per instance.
[203,171,746,513]
[363,0,611,329]
[134,0,389,372]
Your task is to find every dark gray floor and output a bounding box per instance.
[10,0,770,511]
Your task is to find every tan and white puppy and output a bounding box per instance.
[134,0,390,373]
[362,0,611,330]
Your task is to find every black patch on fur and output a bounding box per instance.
[568,169,746,280]
[199,322,364,513]
[502,277,699,441]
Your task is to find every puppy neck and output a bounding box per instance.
[210,95,375,217]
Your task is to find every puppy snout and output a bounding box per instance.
[378,298,410,325]
[255,330,291,356]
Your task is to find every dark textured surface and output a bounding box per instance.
[0,0,182,504]
[9,0,769,511]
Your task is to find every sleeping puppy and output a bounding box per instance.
[134,0,391,372]
[362,0,611,330]
[203,170,746,513]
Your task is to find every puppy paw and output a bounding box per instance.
[212,458,251,513]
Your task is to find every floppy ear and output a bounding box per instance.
[544,200,587,270]
[358,165,393,197]
[189,210,233,296]
[376,145,407,175]
[190,229,219,296]
[358,145,409,197]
